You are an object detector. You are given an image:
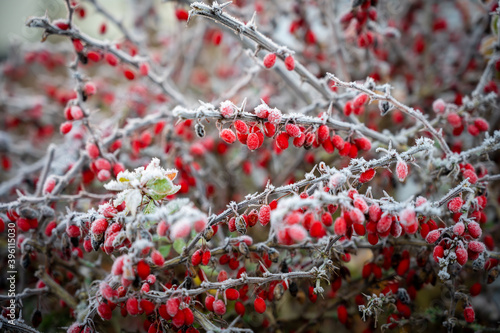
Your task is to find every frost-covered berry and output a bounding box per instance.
[263,53,276,68]
[258,205,271,226]
[474,118,489,132]
[377,214,392,234]
[84,82,96,96]
[97,169,111,182]
[66,225,81,238]
[276,132,290,150]
[43,177,56,194]
[234,120,248,134]
[247,133,260,151]
[468,221,482,239]
[464,305,475,323]
[213,299,226,316]
[354,137,371,151]
[447,197,463,213]
[167,298,180,317]
[396,160,408,182]
[426,229,441,244]
[97,302,112,320]
[220,129,236,144]
[267,108,282,124]
[415,196,427,207]
[285,124,301,138]
[468,241,485,253]
[447,112,462,128]
[126,297,139,316]
[432,98,446,113]
[456,246,468,265]
[254,103,270,118]
[86,142,99,159]
[70,106,84,120]
[399,208,418,234]
[433,245,444,263]
[353,93,369,108]
[332,135,345,150]
[157,220,168,236]
[317,125,329,142]
[60,122,73,135]
[359,169,375,183]
[462,169,478,184]
[453,222,465,236]
[91,218,108,235]
[284,55,295,70]
[220,100,236,118]
[151,249,165,266]
[333,217,347,236]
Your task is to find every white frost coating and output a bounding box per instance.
[104,158,181,216]
[131,238,153,254]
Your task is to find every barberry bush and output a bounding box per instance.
[1,0,500,332]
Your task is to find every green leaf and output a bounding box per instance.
[143,200,156,215]
[173,238,186,254]
[147,178,181,200]
[158,245,171,257]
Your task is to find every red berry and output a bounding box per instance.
[464,305,475,323]
[276,132,290,150]
[285,124,301,138]
[126,297,139,316]
[337,304,348,324]
[213,299,226,316]
[184,308,194,326]
[87,51,101,62]
[235,301,246,316]
[353,93,369,108]
[97,302,112,320]
[167,298,180,317]
[60,121,73,135]
[172,309,185,328]
[456,246,468,265]
[220,128,236,144]
[258,205,271,226]
[137,260,150,280]
[191,249,202,266]
[91,218,108,235]
[66,224,81,238]
[254,297,266,314]
[263,53,276,68]
[247,133,260,151]
[202,250,211,265]
[105,53,118,66]
[433,245,444,263]
[359,169,375,183]
[468,221,482,239]
[396,160,408,182]
[468,241,485,253]
[225,288,239,300]
[317,125,329,142]
[205,295,215,311]
[175,8,189,21]
[447,112,462,128]
[123,69,135,80]
[139,63,149,76]
[470,282,482,296]
[284,55,295,71]
[151,250,165,266]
